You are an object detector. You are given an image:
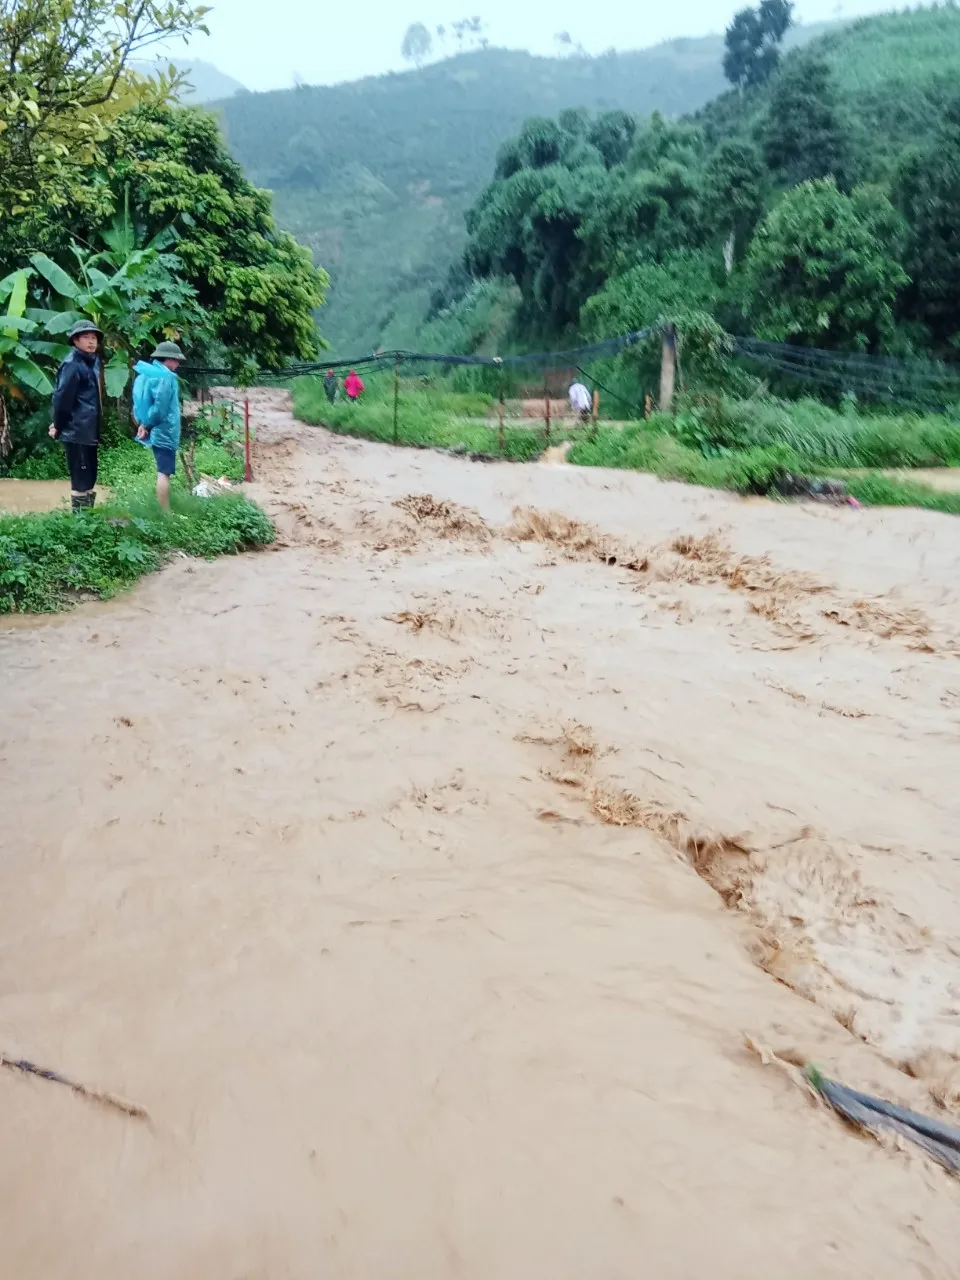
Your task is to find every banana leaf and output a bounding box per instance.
[30,253,80,300]
[25,309,83,334]
[104,352,131,397]
[7,354,53,396]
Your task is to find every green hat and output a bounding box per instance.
[68,319,102,340]
[150,340,185,361]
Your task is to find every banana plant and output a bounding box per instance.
[28,229,196,398]
[0,270,66,459]
[29,251,147,397]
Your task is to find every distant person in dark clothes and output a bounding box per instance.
[323,369,339,404]
[49,319,102,512]
[343,370,365,402]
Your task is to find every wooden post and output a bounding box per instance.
[498,371,505,454]
[393,354,401,443]
[644,394,653,420]
[659,323,677,414]
[592,388,599,427]
[543,373,550,443]
[243,398,252,483]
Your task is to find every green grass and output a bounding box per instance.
[0,484,274,613]
[7,437,246,485]
[1,437,271,614]
[292,375,547,462]
[294,377,960,517]
[664,394,960,469]
[843,473,960,515]
[569,419,960,515]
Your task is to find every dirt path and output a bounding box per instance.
[2,388,959,1278]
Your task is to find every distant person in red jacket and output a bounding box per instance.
[344,370,365,402]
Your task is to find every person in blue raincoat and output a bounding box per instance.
[132,341,184,510]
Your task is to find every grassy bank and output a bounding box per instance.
[0,438,272,614]
[7,436,245,486]
[292,377,547,462]
[567,427,960,514]
[292,375,960,516]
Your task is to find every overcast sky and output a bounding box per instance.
[174,0,905,92]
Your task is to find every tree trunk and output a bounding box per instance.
[723,228,736,276]
[0,395,10,461]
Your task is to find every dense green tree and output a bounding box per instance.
[464,158,602,329]
[894,98,960,349]
[582,249,720,338]
[84,104,328,368]
[702,141,766,270]
[763,56,853,190]
[588,111,637,169]
[580,162,703,279]
[0,0,207,244]
[741,178,907,350]
[626,112,704,173]
[517,117,564,169]
[723,0,794,88]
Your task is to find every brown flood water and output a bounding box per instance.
[0,479,72,513]
[1,388,959,1278]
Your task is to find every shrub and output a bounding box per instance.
[0,489,274,613]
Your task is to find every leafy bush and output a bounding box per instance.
[0,489,273,613]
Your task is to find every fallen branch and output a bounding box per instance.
[1,1052,149,1121]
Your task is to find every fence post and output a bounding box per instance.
[243,398,252,483]
[659,323,677,414]
[498,366,505,454]
[393,354,401,444]
[644,394,653,419]
[543,373,550,443]
[592,388,599,427]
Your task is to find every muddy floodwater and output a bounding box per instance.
[0,479,72,513]
[1,389,959,1279]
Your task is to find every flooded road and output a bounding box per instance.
[1,390,959,1278]
[0,478,71,513]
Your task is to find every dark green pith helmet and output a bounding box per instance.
[67,319,103,340]
[150,340,185,360]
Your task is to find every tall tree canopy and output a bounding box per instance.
[742,179,906,350]
[0,0,207,233]
[83,104,328,368]
[894,97,960,350]
[0,4,327,381]
[763,56,853,190]
[723,0,794,88]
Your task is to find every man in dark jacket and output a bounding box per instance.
[323,369,339,404]
[49,319,102,511]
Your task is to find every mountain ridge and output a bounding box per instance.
[211,27,837,354]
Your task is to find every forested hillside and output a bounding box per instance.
[213,27,831,354]
[444,6,960,375]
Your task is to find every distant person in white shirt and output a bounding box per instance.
[568,380,592,423]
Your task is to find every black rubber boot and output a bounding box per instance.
[71,492,96,513]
